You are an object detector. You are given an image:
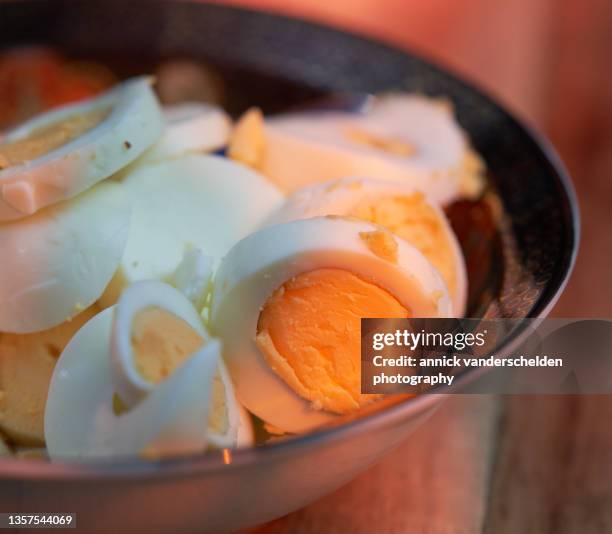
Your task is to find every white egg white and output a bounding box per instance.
[99,154,284,307]
[110,280,211,407]
[136,102,231,165]
[211,216,452,433]
[110,280,251,450]
[45,306,221,459]
[0,181,131,334]
[0,77,164,221]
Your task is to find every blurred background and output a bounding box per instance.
[207,1,611,532]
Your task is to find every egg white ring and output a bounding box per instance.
[211,216,452,433]
[261,94,470,203]
[0,77,164,220]
[110,339,221,459]
[205,360,249,450]
[137,102,231,164]
[265,177,467,316]
[236,404,255,449]
[45,307,222,459]
[0,180,131,334]
[110,280,211,408]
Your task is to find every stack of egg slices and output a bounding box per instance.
[0,78,485,460]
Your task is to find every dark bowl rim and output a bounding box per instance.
[0,0,580,481]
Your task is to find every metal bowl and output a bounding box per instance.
[0,1,578,532]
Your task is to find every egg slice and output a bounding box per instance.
[45,307,220,459]
[111,281,249,450]
[0,306,98,445]
[228,95,485,204]
[136,102,231,165]
[110,280,212,406]
[265,178,467,315]
[99,154,283,308]
[0,181,131,333]
[45,281,252,459]
[0,77,164,221]
[210,216,451,433]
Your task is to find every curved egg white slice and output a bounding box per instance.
[210,216,451,433]
[136,102,231,165]
[110,280,211,407]
[110,280,252,451]
[99,154,283,307]
[0,181,131,334]
[266,178,467,315]
[229,95,484,204]
[44,306,221,459]
[0,77,164,221]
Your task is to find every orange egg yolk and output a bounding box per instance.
[256,268,409,414]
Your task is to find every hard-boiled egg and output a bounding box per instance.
[0,306,98,445]
[0,181,131,333]
[45,306,219,459]
[228,95,485,204]
[265,178,467,315]
[210,216,451,433]
[45,281,253,459]
[99,154,283,308]
[0,77,164,221]
[110,281,249,450]
[110,280,212,407]
[136,102,231,165]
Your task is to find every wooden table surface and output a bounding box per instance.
[220,0,612,532]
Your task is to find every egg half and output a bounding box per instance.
[211,216,451,433]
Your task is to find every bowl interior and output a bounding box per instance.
[0,0,578,471]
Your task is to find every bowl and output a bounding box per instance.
[0,1,579,532]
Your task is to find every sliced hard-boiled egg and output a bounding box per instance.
[137,102,231,165]
[0,305,98,445]
[0,77,164,221]
[110,281,250,450]
[210,216,452,433]
[228,95,485,204]
[45,306,221,459]
[266,178,467,315]
[0,181,131,334]
[45,281,252,459]
[110,280,212,407]
[99,154,283,308]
